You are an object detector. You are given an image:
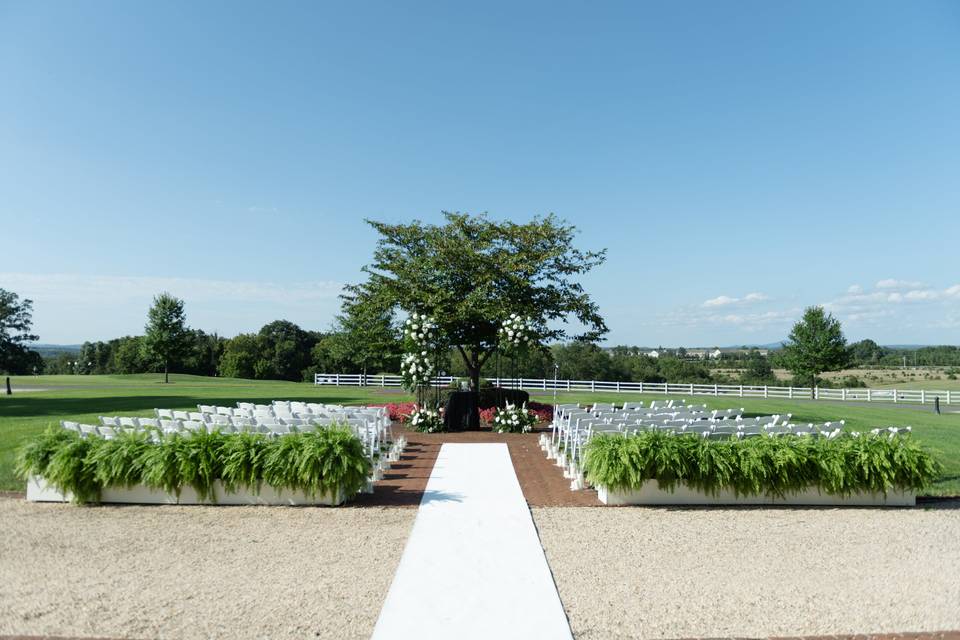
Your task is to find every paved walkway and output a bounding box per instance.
[371,443,574,640]
[353,426,600,507]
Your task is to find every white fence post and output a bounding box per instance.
[867,388,871,402]
[640,381,644,393]
[842,388,846,401]
[714,384,718,396]
[764,385,768,399]
[814,386,819,400]
[689,383,694,395]
[921,389,926,404]
[335,374,340,387]
[894,389,898,403]
[616,381,621,392]
[948,390,953,405]
[788,386,793,399]
[739,385,743,398]
[591,380,595,392]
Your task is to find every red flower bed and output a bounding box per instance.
[371,402,418,423]
[374,401,554,426]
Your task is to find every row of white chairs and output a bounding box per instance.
[61,399,404,491]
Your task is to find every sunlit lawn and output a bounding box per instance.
[2,375,956,495]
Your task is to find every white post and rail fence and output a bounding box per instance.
[314,373,956,406]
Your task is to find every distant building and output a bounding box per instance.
[647,350,660,358]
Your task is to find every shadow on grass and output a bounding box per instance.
[0,394,379,419]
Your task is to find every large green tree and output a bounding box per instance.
[142,293,191,383]
[782,306,849,397]
[255,320,317,381]
[0,288,41,375]
[345,212,608,392]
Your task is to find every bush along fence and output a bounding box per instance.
[581,431,940,506]
[315,373,957,406]
[17,427,372,506]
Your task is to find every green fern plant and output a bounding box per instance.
[583,432,941,497]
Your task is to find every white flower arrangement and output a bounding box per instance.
[401,312,439,391]
[409,406,444,433]
[403,313,437,346]
[498,314,535,349]
[492,401,537,434]
[401,351,434,388]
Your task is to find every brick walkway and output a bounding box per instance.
[352,424,601,508]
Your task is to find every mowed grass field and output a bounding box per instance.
[529,390,960,496]
[1,374,958,495]
[0,374,400,492]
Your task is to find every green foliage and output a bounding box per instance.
[0,288,42,375]
[782,306,849,393]
[143,292,192,383]
[44,436,101,504]
[583,431,940,497]
[344,212,608,389]
[219,322,320,382]
[16,426,371,504]
[741,350,777,385]
[87,431,152,489]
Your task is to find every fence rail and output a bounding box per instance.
[314,373,956,406]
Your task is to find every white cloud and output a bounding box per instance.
[703,295,738,307]
[702,292,769,307]
[847,284,863,294]
[876,278,925,290]
[904,289,940,301]
[946,284,960,298]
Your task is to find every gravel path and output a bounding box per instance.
[0,497,415,640]
[533,506,960,639]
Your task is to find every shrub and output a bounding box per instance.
[582,431,940,497]
[492,403,537,433]
[409,406,444,433]
[17,426,371,504]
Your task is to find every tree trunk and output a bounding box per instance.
[456,346,484,429]
[164,361,169,384]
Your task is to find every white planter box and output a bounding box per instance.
[26,476,345,506]
[596,481,915,507]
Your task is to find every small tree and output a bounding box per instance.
[782,306,849,397]
[143,293,190,383]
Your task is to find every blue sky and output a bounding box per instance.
[2,1,958,346]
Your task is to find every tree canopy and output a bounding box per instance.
[782,306,849,396]
[143,293,191,383]
[0,288,42,375]
[344,212,608,389]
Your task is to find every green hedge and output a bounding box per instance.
[16,427,371,504]
[582,431,940,497]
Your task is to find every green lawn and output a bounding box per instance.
[529,390,960,496]
[2,375,957,496]
[0,374,402,491]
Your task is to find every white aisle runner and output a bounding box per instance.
[371,443,573,640]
